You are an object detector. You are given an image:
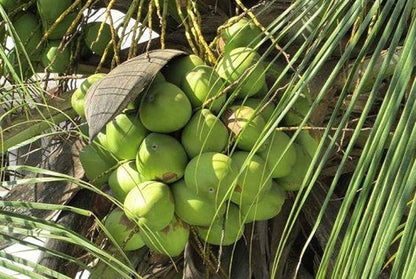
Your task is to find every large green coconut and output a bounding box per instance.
[234,98,276,122]
[181,65,226,112]
[184,152,238,205]
[171,179,225,226]
[71,73,106,118]
[224,105,267,152]
[136,133,188,183]
[139,81,192,133]
[141,216,189,257]
[216,47,266,98]
[277,143,312,191]
[162,54,205,86]
[43,12,80,40]
[103,207,145,251]
[197,203,244,246]
[79,142,118,187]
[123,181,174,231]
[12,13,43,57]
[258,131,297,178]
[108,161,146,202]
[181,109,229,158]
[240,181,286,223]
[84,21,114,56]
[41,40,70,73]
[219,16,263,52]
[230,151,272,206]
[106,111,148,160]
[37,0,73,21]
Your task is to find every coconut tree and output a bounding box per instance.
[1,0,415,278]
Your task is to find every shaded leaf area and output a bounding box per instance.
[85,49,186,140]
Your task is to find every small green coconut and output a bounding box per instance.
[181,109,229,158]
[197,203,244,246]
[163,54,205,86]
[108,161,147,202]
[71,73,106,118]
[41,40,71,73]
[0,0,27,12]
[259,131,297,178]
[181,65,226,112]
[224,105,267,152]
[12,13,43,57]
[106,111,148,160]
[240,181,286,223]
[79,142,118,187]
[37,0,73,21]
[84,21,114,55]
[234,98,276,122]
[139,81,192,133]
[42,12,80,40]
[184,152,238,205]
[141,216,190,257]
[219,16,263,52]
[216,47,266,98]
[123,181,174,231]
[136,133,188,183]
[172,179,225,226]
[230,151,272,206]
[104,207,145,251]
[277,143,312,191]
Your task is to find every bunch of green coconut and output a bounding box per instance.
[71,16,314,258]
[1,0,114,79]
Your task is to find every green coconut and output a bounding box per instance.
[224,105,267,152]
[258,131,297,178]
[123,181,174,231]
[181,109,229,158]
[79,142,118,187]
[230,151,272,206]
[163,54,205,86]
[181,65,226,112]
[37,0,73,21]
[84,21,114,55]
[283,92,312,126]
[216,47,266,98]
[296,130,320,159]
[12,13,43,57]
[108,161,147,202]
[240,181,286,223]
[106,111,148,160]
[136,133,188,183]
[197,203,244,246]
[277,143,312,191]
[104,207,145,251]
[71,73,106,118]
[43,12,80,40]
[0,0,27,12]
[234,98,276,122]
[184,152,238,205]
[139,81,192,133]
[41,40,70,73]
[141,216,190,257]
[4,49,32,80]
[219,16,263,52]
[171,179,225,226]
